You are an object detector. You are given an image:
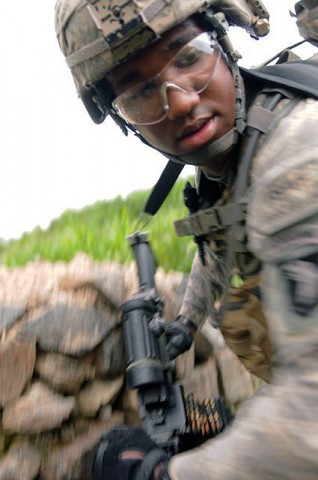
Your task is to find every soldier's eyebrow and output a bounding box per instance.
[113,29,200,91]
[165,30,200,53]
[115,71,141,91]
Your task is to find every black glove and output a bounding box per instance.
[93,425,170,480]
[165,316,196,360]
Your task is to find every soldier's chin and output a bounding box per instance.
[176,128,238,170]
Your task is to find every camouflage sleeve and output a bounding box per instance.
[247,96,318,354]
[178,247,226,330]
[247,96,318,266]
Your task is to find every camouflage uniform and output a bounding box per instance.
[174,94,305,383]
[168,92,318,479]
[54,1,318,478]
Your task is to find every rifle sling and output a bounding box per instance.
[144,161,184,216]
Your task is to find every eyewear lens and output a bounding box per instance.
[112,32,220,125]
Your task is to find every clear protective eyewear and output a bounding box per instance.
[112,32,221,126]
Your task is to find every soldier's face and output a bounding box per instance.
[107,20,236,158]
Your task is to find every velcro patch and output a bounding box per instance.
[281,253,318,316]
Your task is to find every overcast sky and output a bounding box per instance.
[0,0,315,240]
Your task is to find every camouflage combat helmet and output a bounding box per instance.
[55,0,270,169]
[55,1,268,123]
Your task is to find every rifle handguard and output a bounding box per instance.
[121,232,233,455]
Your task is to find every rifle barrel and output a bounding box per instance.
[128,232,156,290]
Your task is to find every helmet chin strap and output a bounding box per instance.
[133,60,244,219]
[133,12,247,219]
[161,127,238,167]
[115,11,246,165]
[140,127,240,220]
[134,57,245,220]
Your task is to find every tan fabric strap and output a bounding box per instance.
[246,105,277,133]
[66,37,109,68]
[174,202,246,237]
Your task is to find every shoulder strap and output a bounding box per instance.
[240,60,318,99]
[143,161,184,216]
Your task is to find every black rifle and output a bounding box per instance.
[121,232,231,455]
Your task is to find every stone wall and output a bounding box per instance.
[0,253,253,479]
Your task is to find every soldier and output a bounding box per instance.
[55,1,318,478]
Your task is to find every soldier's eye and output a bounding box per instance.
[174,48,201,69]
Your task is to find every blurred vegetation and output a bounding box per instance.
[0,178,196,273]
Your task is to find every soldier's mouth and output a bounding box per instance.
[178,118,217,149]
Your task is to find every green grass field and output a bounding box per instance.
[0,178,196,272]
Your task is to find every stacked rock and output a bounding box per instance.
[0,253,252,479]
[0,254,187,479]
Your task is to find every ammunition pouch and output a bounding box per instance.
[220,275,272,382]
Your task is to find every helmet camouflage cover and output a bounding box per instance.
[55,0,217,90]
[55,0,269,91]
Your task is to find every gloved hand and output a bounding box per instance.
[212,0,270,37]
[93,425,170,480]
[293,0,318,46]
[165,316,196,360]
